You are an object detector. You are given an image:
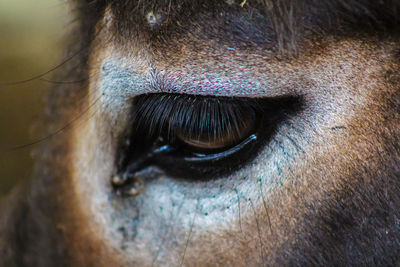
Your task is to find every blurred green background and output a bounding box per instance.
[0,1,70,195]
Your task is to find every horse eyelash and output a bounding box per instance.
[131,93,260,142]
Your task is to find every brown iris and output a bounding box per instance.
[174,108,256,151]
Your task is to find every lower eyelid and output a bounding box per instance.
[179,137,232,149]
[183,134,257,162]
[176,120,255,150]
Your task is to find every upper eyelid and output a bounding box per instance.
[132,93,259,139]
[100,58,299,98]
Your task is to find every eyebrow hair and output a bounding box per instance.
[74,0,400,54]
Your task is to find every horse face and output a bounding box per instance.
[2,1,399,266]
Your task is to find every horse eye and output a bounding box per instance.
[174,105,257,151]
[112,93,302,189]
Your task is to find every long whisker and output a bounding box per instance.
[0,14,106,88]
[39,78,87,85]
[233,188,244,235]
[151,194,186,267]
[0,48,88,87]
[249,197,265,267]
[179,198,200,267]
[258,178,273,235]
[2,95,101,153]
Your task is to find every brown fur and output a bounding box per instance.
[1,0,400,266]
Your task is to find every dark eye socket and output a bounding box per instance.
[113,93,301,189]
